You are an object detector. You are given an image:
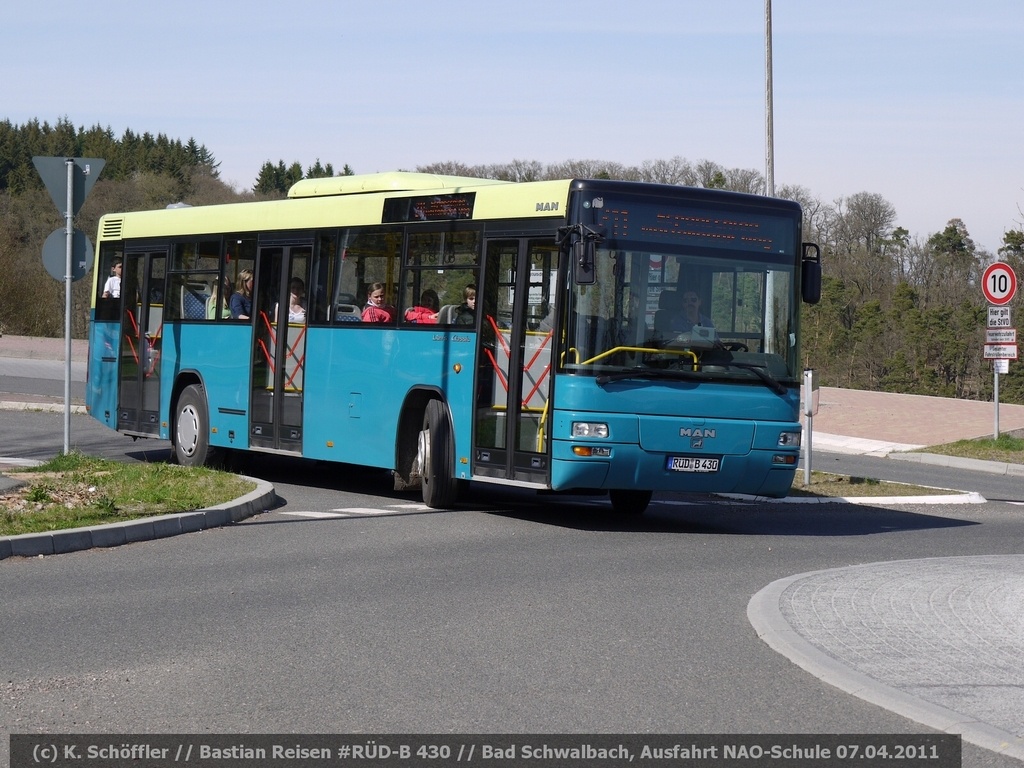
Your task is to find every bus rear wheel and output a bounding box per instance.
[419,399,458,509]
[609,489,652,515]
[174,383,214,468]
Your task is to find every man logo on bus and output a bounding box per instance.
[536,202,559,212]
[680,428,716,439]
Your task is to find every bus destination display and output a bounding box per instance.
[383,193,476,223]
[589,198,795,254]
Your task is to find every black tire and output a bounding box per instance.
[609,489,652,515]
[174,383,214,467]
[420,399,458,509]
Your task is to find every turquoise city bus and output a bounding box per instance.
[86,172,821,514]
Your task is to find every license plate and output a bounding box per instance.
[667,456,720,473]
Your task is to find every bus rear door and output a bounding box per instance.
[117,248,166,437]
[249,239,311,454]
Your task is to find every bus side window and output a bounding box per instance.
[95,247,124,322]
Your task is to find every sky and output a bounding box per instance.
[5,0,1023,254]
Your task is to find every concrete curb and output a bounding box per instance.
[0,400,87,414]
[721,491,986,505]
[0,476,277,561]
[889,451,1024,477]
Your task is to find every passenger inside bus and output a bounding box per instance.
[275,277,306,323]
[453,284,476,325]
[362,282,395,323]
[207,276,233,319]
[404,288,439,323]
[102,257,122,299]
[230,269,254,320]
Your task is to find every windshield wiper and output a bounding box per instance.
[595,362,790,395]
[722,362,789,395]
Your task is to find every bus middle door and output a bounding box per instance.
[472,238,558,487]
[249,239,311,454]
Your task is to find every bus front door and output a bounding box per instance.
[249,241,311,454]
[472,238,558,487]
[117,249,166,437]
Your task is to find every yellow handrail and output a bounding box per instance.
[580,345,699,370]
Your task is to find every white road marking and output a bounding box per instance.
[281,503,435,519]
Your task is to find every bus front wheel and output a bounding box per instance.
[174,384,214,468]
[419,399,458,509]
[609,489,652,515]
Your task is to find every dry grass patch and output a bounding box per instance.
[0,452,255,536]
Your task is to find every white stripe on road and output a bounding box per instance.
[281,503,434,519]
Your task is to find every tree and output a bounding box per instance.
[920,218,979,308]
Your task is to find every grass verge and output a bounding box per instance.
[0,452,256,537]
[789,472,956,498]
[911,434,1024,464]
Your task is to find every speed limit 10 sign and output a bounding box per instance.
[982,262,1018,305]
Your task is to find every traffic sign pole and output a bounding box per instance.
[994,362,1000,439]
[981,262,1018,440]
[33,156,105,455]
[64,159,73,453]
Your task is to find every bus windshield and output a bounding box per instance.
[562,192,801,387]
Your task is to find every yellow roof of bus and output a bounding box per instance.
[96,173,573,243]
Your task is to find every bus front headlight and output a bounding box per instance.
[777,431,801,447]
[572,422,609,438]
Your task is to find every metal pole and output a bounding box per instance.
[763,0,777,351]
[63,159,73,455]
[804,414,812,485]
[765,0,774,197]
[994,365,1000,440]
[803,369,813,485]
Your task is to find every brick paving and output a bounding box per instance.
[808,386,1024,446]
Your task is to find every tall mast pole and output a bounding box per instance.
[765,0,775,197]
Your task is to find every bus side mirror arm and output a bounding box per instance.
[801,242,821,304]
[573,239,596,285]
[558,224,603,285]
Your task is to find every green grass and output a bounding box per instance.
[0,452,255,537]
[913,433,1024,464]
[789,471,955,498]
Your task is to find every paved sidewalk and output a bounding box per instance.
[806,386,1024,456]
[750,557,1024,762]
[0,333,88,362]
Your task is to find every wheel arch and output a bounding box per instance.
[393,386,447,491]
[169,369,206,442]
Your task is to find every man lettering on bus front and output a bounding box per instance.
[362,282,395,323]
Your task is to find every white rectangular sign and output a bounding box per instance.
[986,328,1017,344]
[802,369,819,417]
[988,306,1012,328]
[984,344,1019,359]
[995,359,1010,374]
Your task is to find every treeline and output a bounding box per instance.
[2,117,1023,404]
[0,118,219,198]
[0,118,341,339]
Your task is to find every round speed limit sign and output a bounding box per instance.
[982,262,1018,305]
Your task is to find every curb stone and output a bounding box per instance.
[0,476,276,560]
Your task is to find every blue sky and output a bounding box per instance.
[6,0,1023,254]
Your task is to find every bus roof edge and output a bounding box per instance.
[287,171,509,199]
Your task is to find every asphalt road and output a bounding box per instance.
[2,410,1023,767]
